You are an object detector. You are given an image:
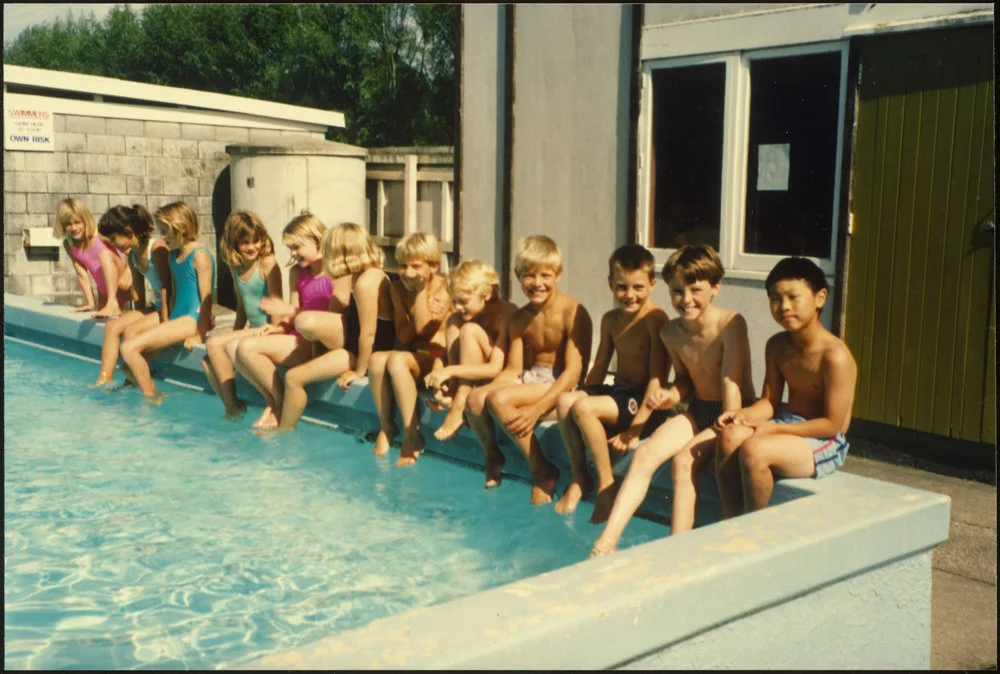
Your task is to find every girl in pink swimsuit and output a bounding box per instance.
[235,213,350,430]
[56,198,133,318]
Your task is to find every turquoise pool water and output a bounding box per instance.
[3,338,668,670]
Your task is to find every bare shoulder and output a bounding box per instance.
[718,308,747,333]
[822,332,857,371]
[510,304,535,333]
[150,239,170,254]
[193,248,212,266]
[661,318,685,346]
[765,331,791,357]
[258,254,278,276]
[600,308,622,332]
[644,305,669,333]
[355,267,387,292]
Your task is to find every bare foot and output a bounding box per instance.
[589,483,620,524]
[554,476,593,515]
[529,466,559,505]
[484,451,505,490]
[224,399,247,421]
[588,541,617,559]
[433,407,465,441]
[396,433,424,467]
[373,426,397,457]
[253,406,278,429]
[90,373,114,389]
[143,390,165,406]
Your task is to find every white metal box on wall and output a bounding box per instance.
[227,142,367,293]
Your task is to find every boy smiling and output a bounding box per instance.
[715,257,857,516]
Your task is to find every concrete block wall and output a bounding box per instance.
[3,114,324,306]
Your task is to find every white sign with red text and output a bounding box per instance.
[5,105,55,152]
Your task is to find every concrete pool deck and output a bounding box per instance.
[4,294,958,669]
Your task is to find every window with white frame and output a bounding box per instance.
[638,41,849,276]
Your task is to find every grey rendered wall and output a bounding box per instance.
[3,115,323,306]
[509,4,632,315]
[643,3,811,27]
[458,5,506,274]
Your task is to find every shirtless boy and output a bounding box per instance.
[465,235,593,504]
[367,232,452,466]
[715,257,856,515]
[554,244,669,522]
[424,260,517,441]
[591,244,754,556]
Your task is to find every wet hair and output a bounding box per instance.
[282,213,327,248]
[514,235,563,277]
[448,259,500,300]
[662,244,724,286]
[322,222,384,278]
[155,201,200,242]
[54,198,97,241]
[220,210,275,268]
[609,243,656,281]
[394,231,442,265]
[765,257,829,294]
[98,204,155,241]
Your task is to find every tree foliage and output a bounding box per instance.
[3,3,457,147]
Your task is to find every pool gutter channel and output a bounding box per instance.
[4,294,952,670]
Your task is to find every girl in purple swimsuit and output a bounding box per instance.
[235,213,350,430]
[56,198,133,318]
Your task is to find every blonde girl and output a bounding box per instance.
[278,222,395,430]
[91,203,173,387]
[235,214,351,429]
[201,211,283,418]
[120,202,215,402]
[424,260,516,441]
[56,198,133,318]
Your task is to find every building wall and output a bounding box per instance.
[643,3,810,26]
[3,113,323,306]
[509,4,632,321]
[458,5,506,274]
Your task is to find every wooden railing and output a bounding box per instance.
[365,147,455,265]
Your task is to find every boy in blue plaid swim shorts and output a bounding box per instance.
[715,257,858,518]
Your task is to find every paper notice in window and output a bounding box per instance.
[757,143,790,192]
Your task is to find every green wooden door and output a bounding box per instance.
[845,26,995,445]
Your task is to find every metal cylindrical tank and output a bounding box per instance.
[227,142,367,298]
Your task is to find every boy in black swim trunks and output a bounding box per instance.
[591,244,755,556]
[554,244,669,523]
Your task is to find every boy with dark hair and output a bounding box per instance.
[715,256,857,517]
[591,244,755,556]
[554,244,669,522]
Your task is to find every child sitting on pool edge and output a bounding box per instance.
[423,259,517,441]
[466,235,593,503]
[714,257,857,517]
[202,211,284,419]
[367,232,452,466]
[554,243,670,522]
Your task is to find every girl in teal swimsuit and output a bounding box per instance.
[201,211,283,418]
[120,201,216,402]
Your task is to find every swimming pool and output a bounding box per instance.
[3,338,667,670]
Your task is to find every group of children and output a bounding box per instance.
[57,197,858,557]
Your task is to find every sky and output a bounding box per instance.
[3,3,148,45]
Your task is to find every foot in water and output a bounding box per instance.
[223,399,248,421]
[373,425,398,457]
[253,406,279,429]
[143,390,165,407]
[484,451,505,490]
[588,482,619,524]
[588,541,617,559]
[554,476,593,515]
[529,465,559,505]
[90,372,114,389]
[433,407,465,441]
[396,432,424,467]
